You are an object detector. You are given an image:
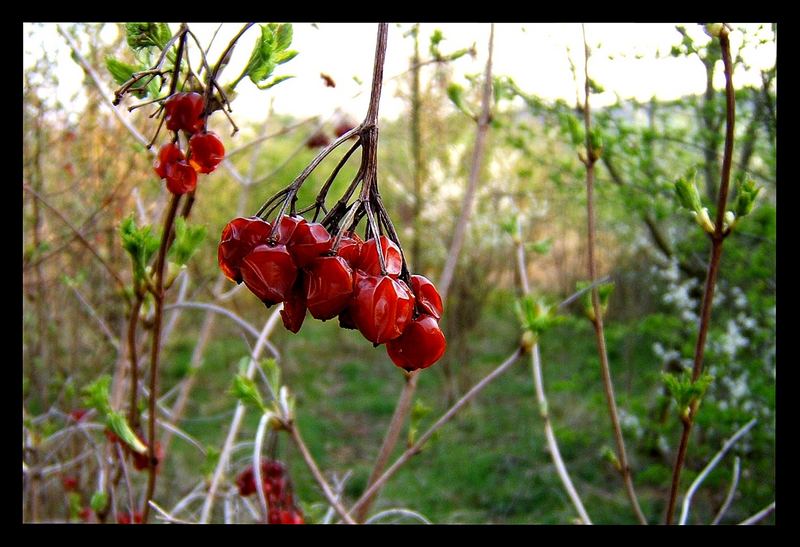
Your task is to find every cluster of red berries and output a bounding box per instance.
[218,214,446,371]
[236,459,304,524]
[153,92,225,195]
[306,121,356,149]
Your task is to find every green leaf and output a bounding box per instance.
[90,491,108,513]
[733,175,762,218]
[576,280,614,322]
[262,358,281,395]
[447,83,473,118]
[662,371,714,414]
[230,373,266,412]
[106,57,138,86]
[120,214,160,284]
[515,295,561,335]
[126,23,172,51]
[169,217,206,267]
[106,411,147,454]
[275,23,293,51]
[82,375,112,415]
[274,49,299,65]
[527,238,553,255]
[256,75,295,90]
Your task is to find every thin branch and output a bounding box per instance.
[365,508,432,524]
[23,184,128,292]
[711,457,741,525]
[149,501,196,524]
[252,413,271,522]
[665,28,738,525]
[348,347,525,517]
[438,23,494,302]
[679,418,757,525]
[69,286,119,350]
[737,502,775,525]
[200,307,283,523]
[288,423,356,524]
[579,24,646,524]
[355,370,419,522]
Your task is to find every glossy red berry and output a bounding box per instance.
[164,92,205,134]
[356,236,403,278]
[62,475,79,492]
[153,142,184,178]
[280,275,307,333]
[305,256,354,320]
[240,244,298,306]
[218,217,272,283]
[189,131,225,174]
[264,214,306,246]
[409,275,444,320]
[78,507,93,522]
[350,272,414,344]
[236,467,257,497]
[386,314,447,371]
[288,222,332,268]
[164,160,198,194]
[335,231,363,265]
[278,509,305,524]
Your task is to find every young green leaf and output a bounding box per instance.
[275,23,293,51]
[106,411,147,454]
[126,23,172,51]
[120,214,160,284]
[89,491,108,513]
[169,217,206,266]
[82,375,112,415]
[230,373,266,412]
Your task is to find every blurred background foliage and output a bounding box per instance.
[22,22,775,524]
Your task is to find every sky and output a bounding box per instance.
[23,23,776,127]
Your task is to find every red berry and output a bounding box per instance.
[304,256,354,320]
[306,131,330,148]
[62,475,79,492]
[386,314,447,371]
[236,467,257,497]
[349,272,414,344]
[164,92,205,134]
[334,121,356,138]
[335,231,363,265]
[280,274,307,333]
[218,217,272,284]
[78,507,93,522]
[117,511,143,525]
[356,236,403,278]
[153,142,184,179]
[69,408,89,422]
[189,131,225,174]
[274,215,305,245]
[409,275,444,320]
[164,160,198,194]
[279,509,305,524]
[240,244,298,306]
[288,222,332,268]
[104,429,120,444]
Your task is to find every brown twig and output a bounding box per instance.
[665,27,737,526]
[437,23,494,303]
[348,347,525,517]
[579,25,647,525]
[141,193,182,523]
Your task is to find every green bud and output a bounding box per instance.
[106,411,147,454]
[723,211,736,231]
[704,23,725,38]
[230,374,266,412]
[521,330,536,353]
[733,177,762,218]
[674,176,703,213]
[90,491,108,513]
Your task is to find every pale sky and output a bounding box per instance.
[23,23,776,127]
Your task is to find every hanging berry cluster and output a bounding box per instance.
[153,92,225,195]
[218,24,446,372]
[236,459,305,524]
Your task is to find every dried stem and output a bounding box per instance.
[287,423,356,524]
[738,502,775,525]
[711,457,741,525]
[579,24,646,525]
[665,28,737,525]
[437,23,494,303]
[355,370,419,522]
[679,419,756,525]
[348,347,524,517]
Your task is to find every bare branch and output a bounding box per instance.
[738,502,775,525]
